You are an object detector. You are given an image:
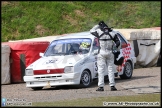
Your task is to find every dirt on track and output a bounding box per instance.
[1,67,161,102]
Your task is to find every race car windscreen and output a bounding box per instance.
[44,38,92,56]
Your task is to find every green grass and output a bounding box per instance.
[1,1,160,42]
[32,93,161,107]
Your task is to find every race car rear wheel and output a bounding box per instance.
[120,61,133,79]
[80,70,91,88]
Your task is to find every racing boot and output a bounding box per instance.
[111,86,117,91]
[96,87,104,91]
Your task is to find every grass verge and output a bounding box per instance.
[32,93,161,107]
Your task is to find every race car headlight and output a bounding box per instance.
[25,69,33,76]
[64,66,73,73]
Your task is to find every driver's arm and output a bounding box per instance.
[90,25,100,38]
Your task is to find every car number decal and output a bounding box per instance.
[95,62,98,71]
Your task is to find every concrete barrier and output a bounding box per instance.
[114,28,161,67]
[1,27,160,85]
[5,27,161,68]
[1,44,11,84]
[8,33,69,43]
[130,29,161,67]
[2,41,50,83]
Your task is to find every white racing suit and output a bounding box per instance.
[90,25,116,87]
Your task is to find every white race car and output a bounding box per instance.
[23,31,136,90]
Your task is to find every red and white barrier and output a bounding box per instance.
[2,41,49,83]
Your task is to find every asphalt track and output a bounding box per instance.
[1,67,161,102]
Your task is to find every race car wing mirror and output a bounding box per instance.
[39,52,44,57]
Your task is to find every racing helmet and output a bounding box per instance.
[98,21,108,30]
[80,42,90,48]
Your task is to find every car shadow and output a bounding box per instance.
[115,75,157,84]
[34,75,157,91]
[41,85,85,91]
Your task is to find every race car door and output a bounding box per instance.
[116,33,132,73]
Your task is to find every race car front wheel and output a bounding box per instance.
[31,87,43,90]
[120,61,133,79]
[80,70,91,88]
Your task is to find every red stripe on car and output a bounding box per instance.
[34,69,64,75]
